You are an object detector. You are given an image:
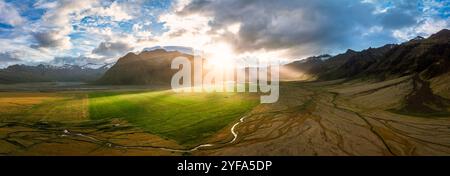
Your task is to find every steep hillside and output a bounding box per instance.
[284,29,450,81]
[97,49,194,85]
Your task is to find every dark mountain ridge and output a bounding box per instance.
[0,64,109,84]
[283,29,450,116]
[284,29,450,81]
[98,29,450,86]
[96,49,195,85]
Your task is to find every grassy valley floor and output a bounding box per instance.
[0,78,450,155]
[0,87,258,155]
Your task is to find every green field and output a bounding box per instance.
[0,89,259,148]
[88,90,259,146]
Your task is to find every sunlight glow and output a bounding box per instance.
[203,42,237,70]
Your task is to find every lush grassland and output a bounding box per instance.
[0,90,259,147]
[88,90,259,147]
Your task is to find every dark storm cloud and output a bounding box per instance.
[179,0,425,56]
[31,31,70,49]
[92,41,133,57]
[380,9,416,29]
[378,0,420,29]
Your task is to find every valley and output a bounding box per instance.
[0,29,449,156]
[1,74,449,155]
[196,76,450,156]
[0,85,258,155]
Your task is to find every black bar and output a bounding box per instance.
[1,156,448,175]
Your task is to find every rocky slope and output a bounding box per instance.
[96,49,195,85]
[284,29,450,81]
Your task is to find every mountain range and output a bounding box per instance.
[95,29,450,87]
[0,29,449,88]
[284,29,450,81]
[0,29,449,130]
[0,64,110,83]
[282,29,450,115]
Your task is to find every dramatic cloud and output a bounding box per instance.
[166,0,449,58]
[30,0,98,49]
[0,0,448,65]
[31,30,71,49]
[0,0,25,26]
[92,41,133,57]
[389,0,450,41]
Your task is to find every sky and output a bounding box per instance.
[0,0,449,67]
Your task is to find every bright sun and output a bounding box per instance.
[204,42,236,70]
